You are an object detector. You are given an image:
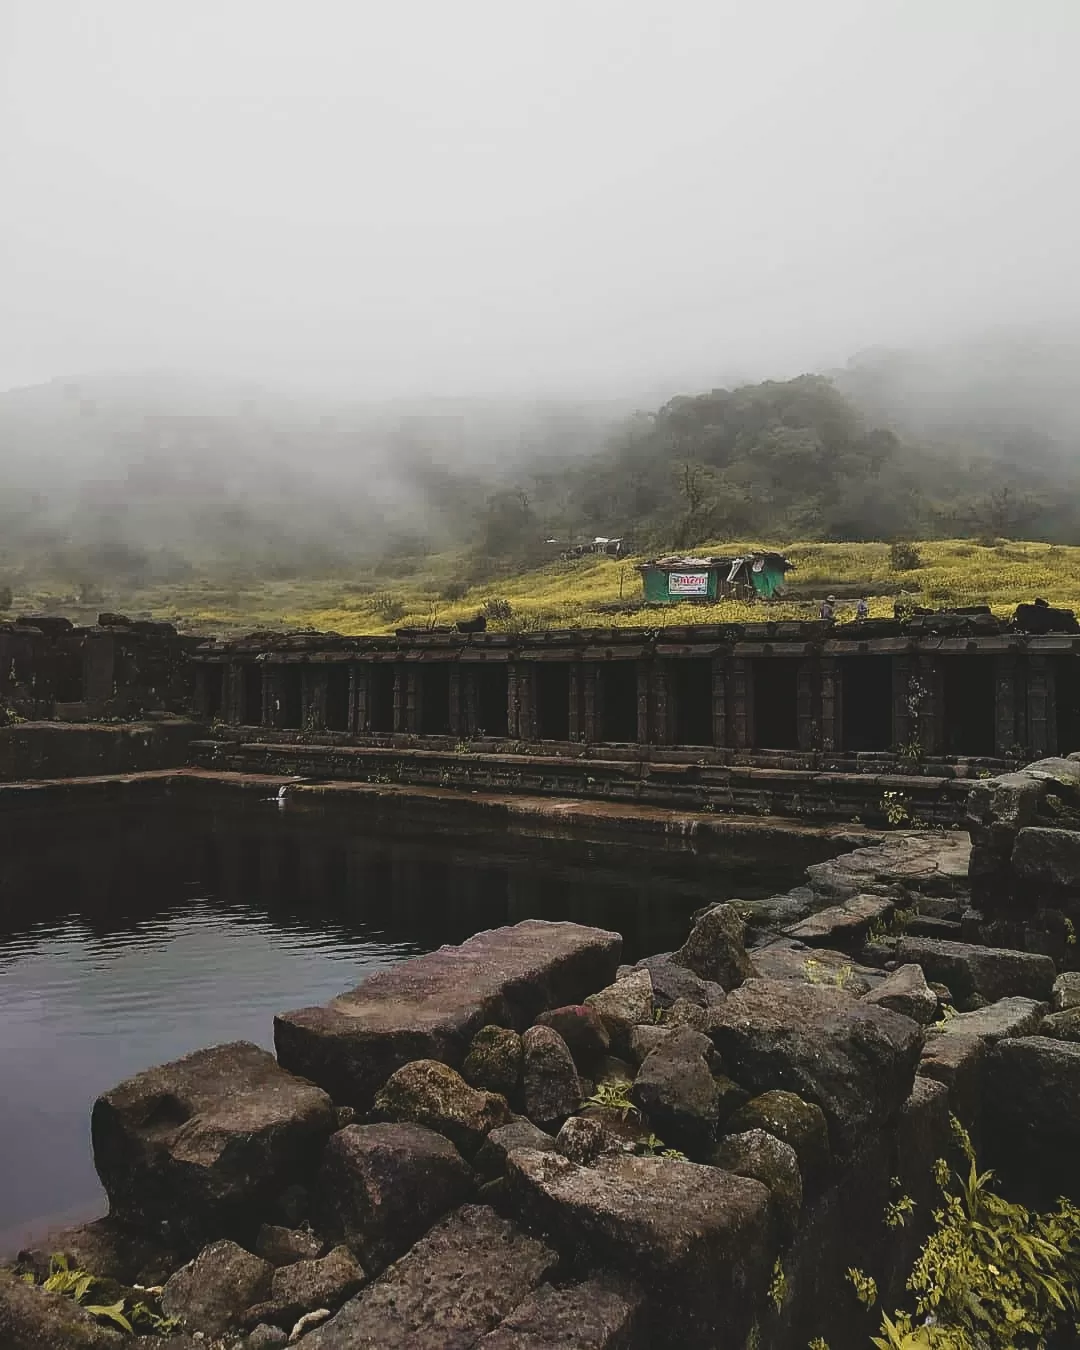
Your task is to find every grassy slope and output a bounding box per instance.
[10,539,1080,636]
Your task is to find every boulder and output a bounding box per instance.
[506,1149,771,1348]
[244,1246,366,1330]
[474,1120,557,1181]
[633,954,724,1008]
[555,1114,623,1165]
[629,1028,720,1159]
[255,1224,324,1267]
[297,1205,558,1350]
[585,970,654,1056]
[895,936,1055,1006]
[707,978,923,1155]
[0,1269,125,1350]
[373,1059,510,1156]
[710,1129,802,1236]
[783,894,896,949]
[476,1277,646,1349]
[522,1026,582,1131]
[861,963,939,1025]
[276,921,622,1109]
[160,1239,273,1338]
[314,1122,473,1272]
[723,1090,831,1186]
[670,904,753,989]
[1053,971,1080,1011]
[1042,1008,1080,1041]
[461,1025,524,1097]
[91,1042,335,1247]
[534,1005,611,1066]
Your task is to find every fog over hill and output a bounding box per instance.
[2,325,1080,596]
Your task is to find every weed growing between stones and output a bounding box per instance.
[16,1253,178,1336]
[637,1132,688,1161]
[803,957,857,990]
[846,1117,1080,1348]
[583,1079,639,1120]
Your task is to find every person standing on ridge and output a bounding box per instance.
[856,597,869,620]
[819,595,837,622]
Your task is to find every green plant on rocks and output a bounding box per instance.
[851,1117,1080,1348]
[637,1131,688,1161]
[583,1079,640,1121]
[15,1253,178,1336]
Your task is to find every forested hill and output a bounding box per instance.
[2,331,1079,594]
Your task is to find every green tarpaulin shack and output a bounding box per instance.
[636,552,794,604]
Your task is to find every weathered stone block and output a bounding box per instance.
[275,921,621,1108]
[505,1148,771,1348]
[724,1090,831,1186]
[474,1120,557,1181]
[783,894,895,949]
[534,1005,611,1065]
[373,1060,510,1156]
[522,1025,581,1131]
[707,978,922,1155]
[1013,827,1080,892]
[462,1025,524,1096]
[314,1123,473,1272]
[629,1028,719,1159]
[861,963,939,1024]
[895,936,1055,1005]
[90,1042,335,1246]
[670,904,753,988]
[1054,971,1080,1011]
[255,1223,324,1267]
[476,1277,646,1349]
[711,1129,802,1236]
[585,969,654,1057]
[244,1245,366,1330]
[749,939,880,995]
[916,1033,984,1126]
[298,1205,558,1350]
[633,954,724,1008]
[160,1239,273,1337]
[931,996,1046,1043]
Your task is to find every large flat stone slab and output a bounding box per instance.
[276,921,621,1108]
[300,1204,558,1350]
[805,832,971,900]
[506,1148,771,1348]
[91,1041,335,1247]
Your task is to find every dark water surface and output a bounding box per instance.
[0,797,832,1250]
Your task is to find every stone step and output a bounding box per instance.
[275,920,622,1109]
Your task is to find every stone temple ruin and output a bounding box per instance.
[4,607,1080,1347]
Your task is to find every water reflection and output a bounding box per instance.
[0,799,831,1249]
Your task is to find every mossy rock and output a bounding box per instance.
[461,1025,523,1096]
[724,1089,831,1183]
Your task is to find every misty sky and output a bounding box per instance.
[2,1,1078,398]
